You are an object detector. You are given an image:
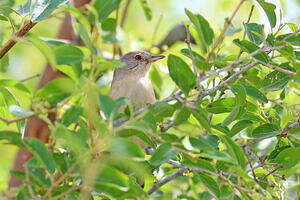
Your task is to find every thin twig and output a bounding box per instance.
[0,21,37,59]
[24,165,37,199]
[244,146,266,196]
[151,14,163,46]
[259,165,283,181]
[19,74,41,82]
[185,24,198,81]
[236,5,255,61]
[199,45,288,83]
[266,64,296,76]
[280,28,300,41]
[0,113,37,125]
[147,168,186,195]
[206,0,246,61]
[120,0,132,28]
[43,160,80,199]
[283,121,300,133]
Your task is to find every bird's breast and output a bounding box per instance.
[109,76,155,110]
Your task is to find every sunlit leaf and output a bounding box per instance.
[167,54,195,96]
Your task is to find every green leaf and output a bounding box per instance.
[233,39,269,64]
[24,138,56,174]
[53,124,88,156]
[174,106,191,125]
[0,131,25,148]
[244,23,263,45]
[98,95,118,119]
[0,54,9,72]
[110,138,145,160]
[243,84,268,103]
[93,0,121,22]
[9,105,33,117]
[183,158,216,173]
[74,23,93,51]
[149,102,175,122]
[117,129,154,148]
[252,124,280,139]
[30,0,68,22]
[101,18,116,32]
[229,120,253,137]
[13,0,31,17]
[274,147,300,170]
[56,65,77,80]
[185,9,214,53]
[187,136,216,150]
[256,0,277,28]
[198,173,220,198]
[149,142,178,166]
[222,105,240,126]
[231,84,246,106]
[167,54,195,96]
[65,7,91,32]
[27,36,56,69]
[219,135,246,168]
[280,107,293,129]
[262,63,295,91]
[61,105,83,126]
[54,45,84,65]
[139,0,152,21]
[190,105,211,133]
[0,79,31,94]
[286,23,298,32]
[94,166,131,198]
[35,78,75,105]
[0,86,18,106]
[207,98,236,113]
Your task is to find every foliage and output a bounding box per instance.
[0,0,299,199]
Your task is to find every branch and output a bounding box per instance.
[198,45,288,83]
[283,121,300,133]
[236,5,255,61]
[0,113,37,125]
[19,74,41,82]
[280,28,300,41]
[266,63,296,76]
[185,25,198,79]
[0,21,37,59]
[43,160,80,199]
[206,0,246,61]
[244,146,266,196]
[147,168,186,195]
[120,0,132,28]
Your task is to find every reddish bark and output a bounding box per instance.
[8,0,91,189]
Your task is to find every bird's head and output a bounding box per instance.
[114,51,165,79]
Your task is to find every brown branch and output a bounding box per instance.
[280,29,300,41]
[43,160,80,199]
[283,121,300,133]
[19,74,41,82]
[120,0,132,28]
[0,21,37,59]
[0,114,37,125]
[236,5,254,61]
[244,146,266,196]
[259,165,283,181]
[206,0,246,61]
[147,168,186,195]
[185,25,198,80]
[266,64,296,76]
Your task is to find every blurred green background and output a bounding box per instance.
[0,0,299,191]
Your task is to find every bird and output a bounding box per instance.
[109,51,165,110]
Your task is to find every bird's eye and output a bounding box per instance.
[134,55,142,60]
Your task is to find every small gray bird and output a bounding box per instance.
[109,51,165,110]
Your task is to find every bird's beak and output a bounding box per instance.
[149,55,165,62]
